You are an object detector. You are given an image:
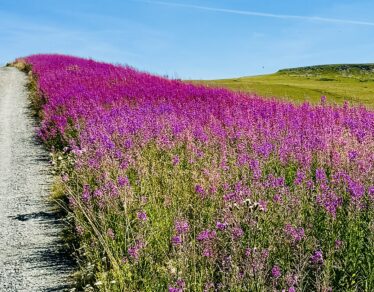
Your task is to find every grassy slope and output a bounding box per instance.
[193,64,374,108]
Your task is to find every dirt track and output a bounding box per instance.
[0,67,72,291]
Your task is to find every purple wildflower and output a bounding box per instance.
[171,235,182,246]
[75,225,84,236]
[316,168,327,182]
[316,191,342,218]
[62,174,69,182]
[335,240,343,250]
[348,150,358,161]
[231,227,244,240]
[128,241,144,260]
[176,279,185,288]
[137,210,147,221]
[172,155,180,166]
[216,221,228,231]
[310,250,324,265]
[258,200,267,212]
[271,265,282,278]
[195,184,206,197]
[118,176,129,187]
[168,287,182,292]
[197,229,216,241]
[82,184,90,202]
[174,219,190,234]
[273,193,282,203]
[202,246,214,257]
[107,228,115,240]
[294,169,305,185]
[284,224,305,243]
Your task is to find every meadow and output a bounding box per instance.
[196,64,374,108]
[18,55,373,291]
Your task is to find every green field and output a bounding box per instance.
[194,64,374,108]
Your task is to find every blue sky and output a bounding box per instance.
[1,0,374,79]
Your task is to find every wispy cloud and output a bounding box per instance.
[135,0,374,27]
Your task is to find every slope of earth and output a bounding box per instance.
[0,67,73,291]
[194,64,374,107]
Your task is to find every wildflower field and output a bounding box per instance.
[19,55,373,291]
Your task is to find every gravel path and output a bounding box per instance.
[0,67,73,291]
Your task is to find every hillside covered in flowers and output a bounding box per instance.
[21,54,373,291]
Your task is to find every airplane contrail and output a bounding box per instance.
[134,0,374,27]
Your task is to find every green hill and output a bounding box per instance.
[193,64,374,107]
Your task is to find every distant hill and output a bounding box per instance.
[194,64,374,108]
[278,63,374,75]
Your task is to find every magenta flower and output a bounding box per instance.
[171,235,182,246]
[82,184,91,203]
[107,228,115,240]
[195,184,206,197]
[231,227,244,240]
[197,229,216,241]
[169,278,185,292]
[310,250,324,265]
[128,241,144,260]
[75,225,84,236]
[316,168,327,182]
[335,239,343,250]
[321,95,327,104]
[348,150,358,161]
[202,246,214,257]
[258,200,267,212]
[172,155,180,166]
[174,219,190,235]
[271,265,282,278]
[168,287,182,292]
[284,224,305,243]
[118,176,129,187]
[137,210,147,221]
[216,221,228,231]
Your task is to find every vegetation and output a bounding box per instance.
[195,64,374,108]
[18,55,374,291]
